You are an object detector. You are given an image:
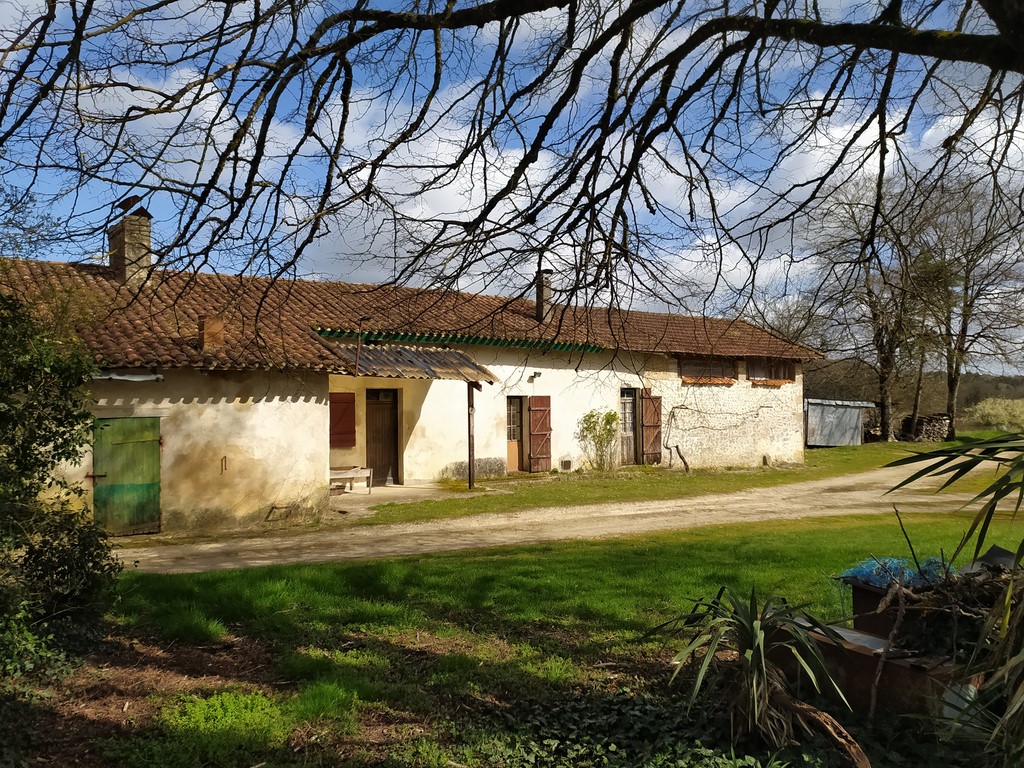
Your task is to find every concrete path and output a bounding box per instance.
[117,465,973,574]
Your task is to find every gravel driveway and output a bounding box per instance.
[116,465,973,574]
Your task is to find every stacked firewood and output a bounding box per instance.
[900,414,951,442]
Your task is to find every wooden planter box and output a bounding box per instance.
[847,580,929,639]
[809,625,974,717]
[849,582,897,637]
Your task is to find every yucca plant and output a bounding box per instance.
[963,581,1024,768]
[888,432,1024,563]
[652,587,860,761]
[888,435,1024,767]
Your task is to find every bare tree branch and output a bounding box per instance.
[0,0,1022,313]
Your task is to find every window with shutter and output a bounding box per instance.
[329,392,357,448]
[677,356,737,384]
[746,358,796,385]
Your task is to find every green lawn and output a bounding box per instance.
[360,437,987,526]
[106,507,1018,767]
[121,509,1018,645]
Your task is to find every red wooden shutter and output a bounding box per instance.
[329,392,356,448]
[640,388,662,465]
[527,395,552,472]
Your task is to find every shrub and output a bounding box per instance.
[0,294,118,675]
[1,502,122,672]
[575,409,619,471]
[0,293,93,514]
[0,601,62,680]
[8,503,123,650]
[965,398,1024,430]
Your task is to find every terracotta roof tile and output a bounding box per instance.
[0,258,816,372]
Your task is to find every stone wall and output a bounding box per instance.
[644,358,805,468]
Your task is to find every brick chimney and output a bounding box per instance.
[535,268,553,323]
[108,197,153,286]
[198,315,225,350]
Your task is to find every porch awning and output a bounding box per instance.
[329,343,497,383]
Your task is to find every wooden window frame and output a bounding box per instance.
[677,356,737,386]
[746,358,797,387]
[506,396,523,442]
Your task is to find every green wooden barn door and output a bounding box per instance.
[92,417,161,535]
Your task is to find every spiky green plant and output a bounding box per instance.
[888,435,1024,767]
[887,432,1024,562]
[653,587,850,749]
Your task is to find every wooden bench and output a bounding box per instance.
[330,466,373,494]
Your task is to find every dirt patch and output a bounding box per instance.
[3,633,276,766]
[7,625,635,767]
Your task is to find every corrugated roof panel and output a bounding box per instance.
[329,343,497,383]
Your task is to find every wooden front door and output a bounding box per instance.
[527,395,551,472]
[366,389,399,486]
[640,388,663,465]
[506,396,525,472]
[92,417,161,535]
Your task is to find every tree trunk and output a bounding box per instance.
[878,373,895,441]
[946,368,961,440]
[909,349,926,439]
[945,310,970,441]
[876,338,899,441]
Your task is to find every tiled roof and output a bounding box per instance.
[0,258,816,372]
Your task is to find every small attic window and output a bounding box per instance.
[747,358,796,386]
[678,356,736,385]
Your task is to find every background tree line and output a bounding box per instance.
[803,362,1024,428]
[754,173,1024,441]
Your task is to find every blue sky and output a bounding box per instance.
[0,0,1020,323]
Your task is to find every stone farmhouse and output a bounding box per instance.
[1,205,815,534]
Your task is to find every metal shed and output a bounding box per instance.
[804,399,876,447]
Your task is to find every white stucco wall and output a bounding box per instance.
[331,348,649,482]
[68,369,330,530]
[327,374,433,481]
[462,347,651,477]
[328,347,804,482]
[60,350,803,532]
